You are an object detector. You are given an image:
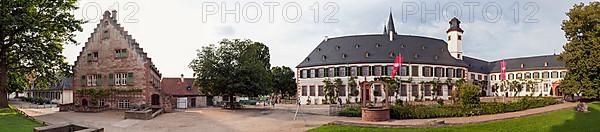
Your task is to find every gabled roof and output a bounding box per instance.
[160,78,200,96]
[296,34,468,68]
[73,10,161,77]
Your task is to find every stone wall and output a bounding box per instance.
[34,123,103,132]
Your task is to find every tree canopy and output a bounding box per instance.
[189,39,272,104]
[271,66,296,97]
[0,0,82,108]
[558,2,600,99]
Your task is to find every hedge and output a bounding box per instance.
[338,97,559,119]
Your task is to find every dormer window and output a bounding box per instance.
[336,45,341,50]
[306,58,310,62]
[375,43,381,48]
[388,52,394,58]
[520,64,524,68]
[434,55,439,60]
[355,44,360,48]
[365,52,370,58]
[544,62,548,67]
[421,45,426,50]
[401,44,406,48]
[316,48,321,52]
[322,55,327,61]
[341,54,347,59]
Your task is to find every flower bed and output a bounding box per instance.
[338,97,560,119]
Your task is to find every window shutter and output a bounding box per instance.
[122,49,127,57]
[127,73,134,85]
[80,76,86,86]
[96,74,102,86]
[108,74,114,86]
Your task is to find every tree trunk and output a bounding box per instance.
[0,48,9,108]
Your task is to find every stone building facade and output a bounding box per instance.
[73,11,168,110]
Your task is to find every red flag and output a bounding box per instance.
[500,60,507,80]
[391,54,403,78]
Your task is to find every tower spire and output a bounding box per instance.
[386,11,396,35]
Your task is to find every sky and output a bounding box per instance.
[64,0,594,78]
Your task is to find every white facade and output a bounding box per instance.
[487,69,567,97]
[297,63,468,105]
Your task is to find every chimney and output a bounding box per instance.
[111,10,117,21]
[180,74,184,83]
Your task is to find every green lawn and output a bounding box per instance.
[309,102,600,132]
[0,107,43,132]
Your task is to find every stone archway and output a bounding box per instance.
[151,94,160,106]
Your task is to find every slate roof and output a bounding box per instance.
[463,56,493,74]
[30,77,73,91]
[296,34,468,68]
[160,78,200,96]
[487,55,565,73]
[296,13,566,74]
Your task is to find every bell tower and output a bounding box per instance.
[447,17,464,60]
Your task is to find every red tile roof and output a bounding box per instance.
[160,78,199,96]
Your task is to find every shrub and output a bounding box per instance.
[458,83,480,105]
[338,106,361,117]
[339,97,560,119]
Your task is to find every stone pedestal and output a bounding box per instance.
[361,107,390,122]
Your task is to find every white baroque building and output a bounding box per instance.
[295,12,566,105]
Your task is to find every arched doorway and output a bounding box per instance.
[151,94,160,105]
[81,99,88,106]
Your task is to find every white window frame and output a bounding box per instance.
[87,75,97,86]
[114,73,128,86]
[118,100,130,109]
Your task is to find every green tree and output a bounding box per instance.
[380,77,400,103]
[322,78,336,104]
[558,2,600,99]
[333,78,343,103]
[0,0,82,108]
[457,82,481,105]
[508,80,523,97]
[271,66,296,98]
[189,39,272,108]
[430,78,441,100]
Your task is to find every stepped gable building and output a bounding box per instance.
[73,11,169,111]
[296,12,567,105]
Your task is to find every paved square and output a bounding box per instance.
[16,103,347,132]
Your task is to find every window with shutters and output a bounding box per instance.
[338,85,346,96]
[400,84,407,96]
[114,73,130,86]
[411,66,419,77]
[301,86,307,96]
[424,85,432,96]
[115,49,128,58]
[86,75,97,86]
[340,67,346,77]
[318,85,324,96]
[309,86,315,96]
[446,68,454,78]
[374,84,381,96]
[357,67,363,76]
[411,84,419,96]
